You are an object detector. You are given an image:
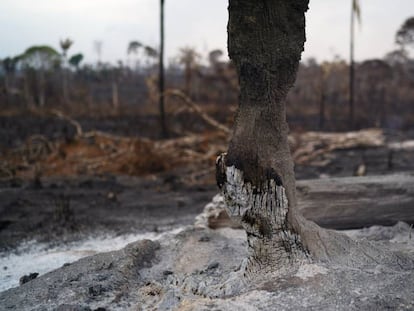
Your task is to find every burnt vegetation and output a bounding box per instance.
[0,17,414,183]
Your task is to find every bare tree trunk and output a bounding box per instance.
[4,75,10,106]
[62,68,69,105]
[216,0,311,274]
[217,0,354,276]
[23,75,31,107]
[112,81,119,112]
[158,0,168,138]
[38,70,45,107]
[349,1,355,129]
[319,91,326,130]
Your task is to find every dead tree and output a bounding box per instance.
[216,0,363,276]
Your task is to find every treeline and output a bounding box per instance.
[0,42,238,118]
[1,17,414,131]
[289,53,414,131]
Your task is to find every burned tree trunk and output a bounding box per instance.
[217,0,349,274]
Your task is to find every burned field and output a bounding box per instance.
[1,111,414,252]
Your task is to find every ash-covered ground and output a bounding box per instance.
[1,115,414,310]
[0,219,413,310]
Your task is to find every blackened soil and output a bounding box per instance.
[0,174,217,251]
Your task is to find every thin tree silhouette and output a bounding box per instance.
[159,0,168,138]
[349,0,361,128]
[59,38,73,104]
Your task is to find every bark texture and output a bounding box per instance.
[218,0,312,272]
[207,173,414,230]
[218,160,309,275]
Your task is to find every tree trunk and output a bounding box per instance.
[112,81,119,112]
[38,70,46,107]
[62,68,69,105]
[4,75,10,106]
[217,0,351,275]
[216,0,311,274]
[319,91,326,130]
[158,0,168,138]
[349,0,355,129]
[23,74,32,107]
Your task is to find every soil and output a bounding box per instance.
[1,113,414,309]
[1,113,414,253]
[1,223,413,310]
[0,175,216,252]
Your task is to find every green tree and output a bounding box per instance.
[68,53,84,70]
[18,45,60,107]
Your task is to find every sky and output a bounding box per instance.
[0,0,413,65]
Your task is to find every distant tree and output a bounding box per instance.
[144,46,158,59]
[127,41,143,55]
[357,59,392,127]
[19,46,60,70]
[208,49,224,68]
[18,45,60,107]
[111,61,124,112]
[59,38,73,58]
[349,0,361,128]
[59,38,73,104]
[127,41,143,70]
[384,49,409,66]
[396,17,414,52]
[68,53,84,70]
[93,41,103,65]
[1,56,20,104]
[318,62,330,130]
[159,0,167,138]
[143,45,159,70]
[178,47,201,96]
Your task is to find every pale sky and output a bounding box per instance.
[0,0,413,65]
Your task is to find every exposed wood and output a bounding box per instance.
[219,159,309,275]
[206,173,414,230]
[50,109,83,137]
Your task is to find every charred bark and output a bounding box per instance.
[217,0,311,270]
[218,0,351,273]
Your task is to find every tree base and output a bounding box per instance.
[217,154,310,277]
[216,153,414,276]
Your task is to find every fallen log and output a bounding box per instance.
[201,173,414,230]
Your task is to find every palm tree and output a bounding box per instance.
[127,41,142,70]
[349,0,361,128]
[127,41,142,55]
[59,38,73,104]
